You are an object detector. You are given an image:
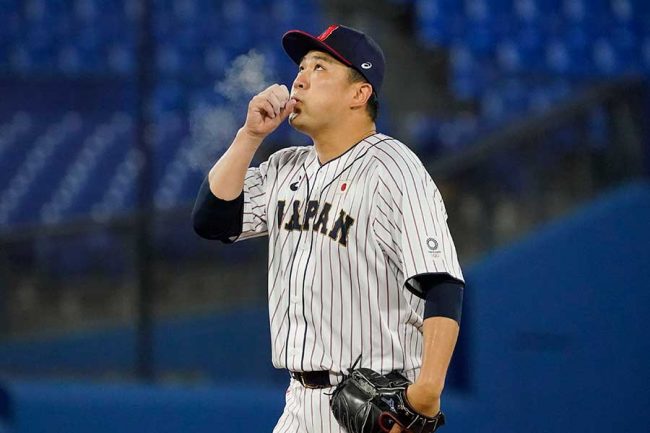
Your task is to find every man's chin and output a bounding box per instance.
[288,113,307,132]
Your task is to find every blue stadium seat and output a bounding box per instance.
[107,42,135,74]
[64,114,133,219]
[57,44,82,75]
[499,79,529,116]
[0,119,71,224]
[545,36,593,76]
[74,0,100,24]
[221,23,256,53]
[480,88,507,124]
[26,23,59,65]
[178,168,205,206]
[0,113,39,190]
[171,0,200,24]
[221,0,250,25]
[610,0,635,24]
[463,23,498,56]
[152,80,186,114]
[610,26,641,72]
[152,112,186,188]
[514,0,540,23]
[0,5,19,44]
[8,44,31,72]
[156,43,184,76]
[444,114,481,152]
[78,32,106,71]
[415,0,464,46]
[496,40,522,74]
[497,26,546,73]
[96,148,141,215]
[17,113,85,224]
[449,43,495,99]
[591,37,634,76]
[465,0,510,23]
[153,7,176,40]
[593,37,618,75]
[272,0,313,30]
[203,45,229,77]
[23,0,47,22]
[154,138,192,210]
[188,86,227,111]
[562,0,606,25]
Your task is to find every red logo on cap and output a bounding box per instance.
[318,25,340,41]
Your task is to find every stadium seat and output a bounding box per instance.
[0,113,37,189]
[0,120,69,224]
[154,137,192,210]
[449,43,484,99]
[415,0,463,46]
[107,42,135,74]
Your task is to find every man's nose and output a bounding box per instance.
[293,72,308,90]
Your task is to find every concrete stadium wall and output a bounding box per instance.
[0,181,649,433]
[1,380,283,433]
[463,180,650,432]
[0,308,288,386]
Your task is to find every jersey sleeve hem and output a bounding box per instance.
[404,272,465,299]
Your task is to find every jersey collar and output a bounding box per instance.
[309,132,382,169]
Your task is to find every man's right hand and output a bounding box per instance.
[207,84,296,201]
[242,84,297,140]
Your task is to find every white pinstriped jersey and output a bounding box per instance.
[234,133,464,376]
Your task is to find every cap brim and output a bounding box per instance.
[282,30,353,67]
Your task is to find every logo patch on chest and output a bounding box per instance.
[288,173,303,192]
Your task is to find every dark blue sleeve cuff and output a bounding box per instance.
[409,274,464,324]
[191,176,244,242]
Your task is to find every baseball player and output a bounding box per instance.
[193,25,464,433]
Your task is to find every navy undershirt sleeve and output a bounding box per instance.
[410,273,464,324]
[191,176,244,243]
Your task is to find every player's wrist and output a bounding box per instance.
[410,380,443,400]
[235,126,265,150]
[406,383,442,417]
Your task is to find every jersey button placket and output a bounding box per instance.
[285,162,319,369]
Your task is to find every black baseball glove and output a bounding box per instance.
[329,367,445,433]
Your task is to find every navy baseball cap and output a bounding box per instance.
[282,24,385,95]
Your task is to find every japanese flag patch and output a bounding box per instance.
[336,180,350,194]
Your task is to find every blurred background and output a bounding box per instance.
[0,0,648,432]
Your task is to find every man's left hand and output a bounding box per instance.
[388,382,441,433]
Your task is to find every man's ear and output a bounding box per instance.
[350,82,373,109]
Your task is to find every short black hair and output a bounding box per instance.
[347,68,378,121]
